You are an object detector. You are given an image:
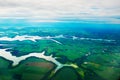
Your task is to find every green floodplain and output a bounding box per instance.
[0,26,120,80]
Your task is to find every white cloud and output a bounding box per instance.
[0,0,120,23]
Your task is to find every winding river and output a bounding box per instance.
[0,49,78,73]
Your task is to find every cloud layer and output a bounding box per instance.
[0,0,120,23]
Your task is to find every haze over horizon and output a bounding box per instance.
[0,0,120,24]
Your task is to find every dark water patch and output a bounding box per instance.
[12,74,22,80]
[75,56,87,66]
[55,55,69,64]
[118,76,120,80]
[6,49,44,57]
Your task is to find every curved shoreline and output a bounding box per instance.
[0,35,63,44]
[0,35,115,44]
[0,49,78,73]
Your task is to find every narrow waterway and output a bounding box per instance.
[0,49,78,73]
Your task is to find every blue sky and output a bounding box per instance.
[0,0,120,24]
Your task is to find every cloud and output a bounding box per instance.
[0,0,120,23]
